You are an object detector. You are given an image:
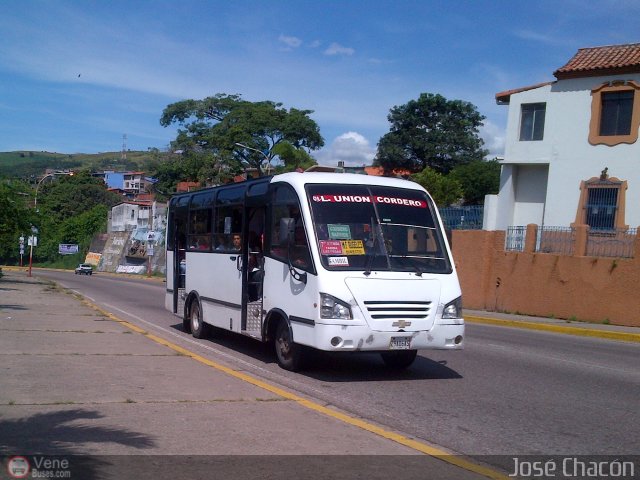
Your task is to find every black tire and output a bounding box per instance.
[182,313,192,333]
[88,272,92,275]
[380,350,418,369]
[274,320,304,371]
[190,299,209,339]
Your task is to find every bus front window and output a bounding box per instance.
[307,184,452,274]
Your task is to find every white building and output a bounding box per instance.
[108,201,166,234]
[485,43,640,232]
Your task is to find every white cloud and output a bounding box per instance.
[324,42,355,56]
[278,34,302,50]
[314,131,376,167]
[480,120,505,158]
[512,29,562,45]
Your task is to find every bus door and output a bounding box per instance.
[170,197,189,315]
[242,181,269,337]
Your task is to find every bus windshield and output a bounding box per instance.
[307,184,452,274]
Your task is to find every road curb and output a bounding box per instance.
[465,315,640,344]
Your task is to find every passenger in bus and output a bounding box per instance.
[214,234,226,251]
[231,233,242,251]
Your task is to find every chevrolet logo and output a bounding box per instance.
[392,320,411,329]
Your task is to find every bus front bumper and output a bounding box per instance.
[299,322,465,352]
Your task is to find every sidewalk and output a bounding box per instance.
[0,270,492,480]
[464,309,640,343]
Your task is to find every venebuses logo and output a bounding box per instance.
[7,456,30,478]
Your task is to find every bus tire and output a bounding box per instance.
[380,350,418,369]
[190,299,209,339]
[274,320,304,372]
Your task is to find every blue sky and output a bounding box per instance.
[1,1,639,166]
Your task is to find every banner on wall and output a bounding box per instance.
[59,244,79,255]
[84,252,102,266]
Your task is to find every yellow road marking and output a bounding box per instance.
[466,315,640,343]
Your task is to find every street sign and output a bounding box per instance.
[27,236,38,247]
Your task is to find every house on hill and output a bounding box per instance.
[485,42,640,233]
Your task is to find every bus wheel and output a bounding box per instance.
[380,350,418,369]
[190,299,209,339]
[274,320,304,372]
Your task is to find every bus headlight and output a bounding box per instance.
[320,293,353,320]
[442,296,462,319]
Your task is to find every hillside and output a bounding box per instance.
[0,151,158,179]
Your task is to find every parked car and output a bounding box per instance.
[75,263,93,275]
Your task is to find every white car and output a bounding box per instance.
[75,263,93,275]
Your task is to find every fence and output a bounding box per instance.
[439,205,484,230]
[505,225,638,258]
[587,228,637,258]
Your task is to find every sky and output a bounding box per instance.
[1,1,639,167]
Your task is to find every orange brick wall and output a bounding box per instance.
[452,230,640,327]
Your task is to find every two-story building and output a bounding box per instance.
[484,43,640,233]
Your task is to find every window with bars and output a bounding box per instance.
[585,187,618,231]
[519,103,546,141]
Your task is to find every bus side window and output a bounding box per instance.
[269,190,312,271]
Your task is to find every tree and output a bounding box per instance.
[160,94,324,175]
[0,180,34,263]
[449,159,501,205]
[272,141,317,172]
[37,171,122,223]
[375,93,488,174]
[33,172,122,264]
[410,167,464,207]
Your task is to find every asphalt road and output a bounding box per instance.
[38,270,640,469]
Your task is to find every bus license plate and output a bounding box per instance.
[389,336,411,350]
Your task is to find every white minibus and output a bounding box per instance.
[165,172,464,371]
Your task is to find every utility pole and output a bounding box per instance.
[121,134,127,162]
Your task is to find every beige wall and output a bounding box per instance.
[452,230,640,327]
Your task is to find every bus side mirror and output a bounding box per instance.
[279,217,295,246]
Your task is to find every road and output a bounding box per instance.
[38,270,640,470]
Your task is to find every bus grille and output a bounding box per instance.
[363,300,432,320]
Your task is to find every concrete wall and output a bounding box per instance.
[453,229,640,326]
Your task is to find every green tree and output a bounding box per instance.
[272,141,317,172]
[410,167,464,206]
[160,93,324,175]
[0,180,34,264]
[33,172,122,264]
[36,171,122,223]
[375,93,488,174]
[449,159,501,205]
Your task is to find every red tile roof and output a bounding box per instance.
[176,181,200,192]
[364,166,412,177]
[554,43,640,79]
[495,81,554,104]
